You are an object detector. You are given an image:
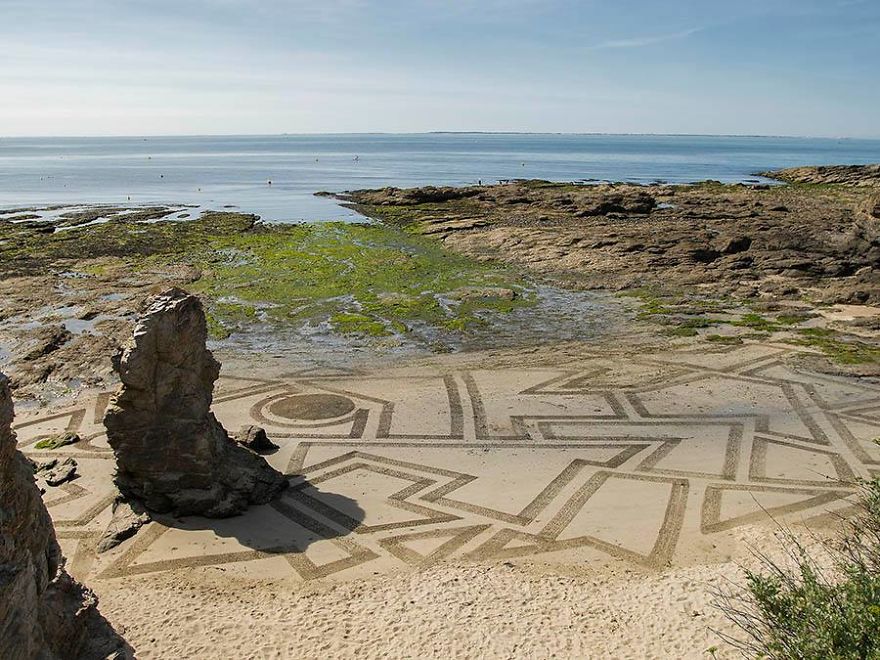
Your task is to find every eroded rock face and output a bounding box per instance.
[103,288,287,517]
[0,373,127,659]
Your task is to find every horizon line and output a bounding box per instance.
[2,131,879,141]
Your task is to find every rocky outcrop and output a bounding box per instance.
[103,289,288,517]
[0,372,128,659]
[762,164,880,187]
[346,180,880,304]
[344,185,482,206]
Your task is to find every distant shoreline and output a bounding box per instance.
[3,131,880,141]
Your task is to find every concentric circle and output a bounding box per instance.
[267,393,356,421]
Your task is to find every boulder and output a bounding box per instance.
[43,457,78,487]
[234,425,278,454]
[103,289,288,517]
[0,372,128,658]
[96,498,152,554]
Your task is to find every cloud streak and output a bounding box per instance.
[587,27,704,50]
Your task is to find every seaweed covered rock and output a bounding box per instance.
[0,372,128,659]
[103,288,288,517]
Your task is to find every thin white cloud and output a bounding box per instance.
[588,27,704,50]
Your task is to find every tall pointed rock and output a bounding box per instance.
[103,288,287,517]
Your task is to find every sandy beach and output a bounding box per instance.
[11,335,877,657]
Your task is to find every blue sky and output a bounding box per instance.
[1,0,878,137]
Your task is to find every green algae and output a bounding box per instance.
[730,313,783,333]
[0,211,533,340]
[190,222,533,338]
[786,328,880,365]
[33,432,79,450]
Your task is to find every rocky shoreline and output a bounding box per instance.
[339,165,880,304]
[1,164,878,403]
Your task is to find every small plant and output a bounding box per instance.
[714,477,880,659]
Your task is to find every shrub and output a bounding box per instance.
[715,477,880,659]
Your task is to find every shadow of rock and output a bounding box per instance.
[148,480,366,556]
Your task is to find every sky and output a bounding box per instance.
[1,0,878,138]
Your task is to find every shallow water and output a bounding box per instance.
[1,134,878,222]
[212,284,631,365]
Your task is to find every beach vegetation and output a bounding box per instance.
[715,477,880,659]
[731,313,783,333]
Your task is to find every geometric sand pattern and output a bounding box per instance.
[15,343,880,583]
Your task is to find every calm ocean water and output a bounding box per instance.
[1,134,878,222]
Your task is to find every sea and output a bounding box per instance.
[1,133,878,222]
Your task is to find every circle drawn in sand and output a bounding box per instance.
[268,393,356,421]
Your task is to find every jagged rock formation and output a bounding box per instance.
[0,372,128,659]
[103,289,288,517]
[762,164,880,186]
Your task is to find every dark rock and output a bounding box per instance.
[0,372,130,658]
[44,457,78,487]
[21,325,72,361]
[33,431,80,450]
[689,248,722,264]
[96,498,152,553]
[103,288,288,517]
[717,236,752,255]
[235,425,278,454]
[577,191,655,217]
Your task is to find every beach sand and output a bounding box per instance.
[16,339,875,658]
